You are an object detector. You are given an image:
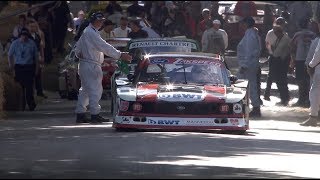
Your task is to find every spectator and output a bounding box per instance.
[73,10,85,33]
[105,1,122,17]
[288,1,313,38]
[261,4,275,56]
[210,1,225,29]
[183,2,197,39]
[264,18,291,106]
[112,16,131,38]
[237,16,262,117]
[150,1,169,36]
[190,1,202,25]
[213,20,228,50]
[289,18,316,107]
[127,1,145,18]
[100,20,115,39]
[27,20,47,98]
[128,20,148,39]
[52,1,73,54]
[234,1,257,18]
[140,20,160,38]
[197,8,211,44]
[34,4,54,64]
[74,16,91,42]
[8,28,38,111]
[107,9,123,27]
[264,17,289,101]
[301,21,320,126]
[144,1,153,22]
[201,20,225,55]
[13,14,27,39]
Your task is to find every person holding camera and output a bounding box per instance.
[74,12,132,124]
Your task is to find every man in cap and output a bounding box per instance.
[212,19,228,50]
[264,17,291,106]
[74,12,132,124]
[8,28,39,111]
[201,19,225,55]
[237,16,262,117]
[197,8,211,43]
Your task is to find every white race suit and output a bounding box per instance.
[308,38,320,117]
[75,24,121,115]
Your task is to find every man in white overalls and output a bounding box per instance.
[75,12,132,123]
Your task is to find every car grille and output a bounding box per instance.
[131,102,233,115]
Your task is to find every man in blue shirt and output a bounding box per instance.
[8,28,39,111]
[237,16,262,117]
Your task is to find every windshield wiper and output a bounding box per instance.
[182,61,187,84]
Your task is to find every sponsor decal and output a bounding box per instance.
[174,58,222,66]
[176,105,185,111]
[230,119,239,126]
[121,117,130,123]
[150,58,169,64]
[158,92,203,102]
[148,119,180,125]
[233,103,242,113]
[129,41,197,49]
[186,120,216,124]
[120,101,129,111]
[219,104,229,113]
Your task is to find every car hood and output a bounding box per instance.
[117,83,247,103]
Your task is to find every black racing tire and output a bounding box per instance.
[114,127,135,132]
[232,130,247,135]
[220,130,247,135]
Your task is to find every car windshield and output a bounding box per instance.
[128,40,199,63]
[138,61,230,86]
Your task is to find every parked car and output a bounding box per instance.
[111,52,249,134]
[58,38,131,100]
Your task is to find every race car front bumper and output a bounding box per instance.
[113,116,249,130]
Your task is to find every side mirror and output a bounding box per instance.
[127,74,135,82]
[229,75,238,84]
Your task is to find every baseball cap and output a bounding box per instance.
[202,8,210,14]
[274,17,287,26]
[92,12,106,21]
[19,28,30,36]
[212,19,221,25]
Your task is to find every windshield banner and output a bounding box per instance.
[129,41,197,49]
